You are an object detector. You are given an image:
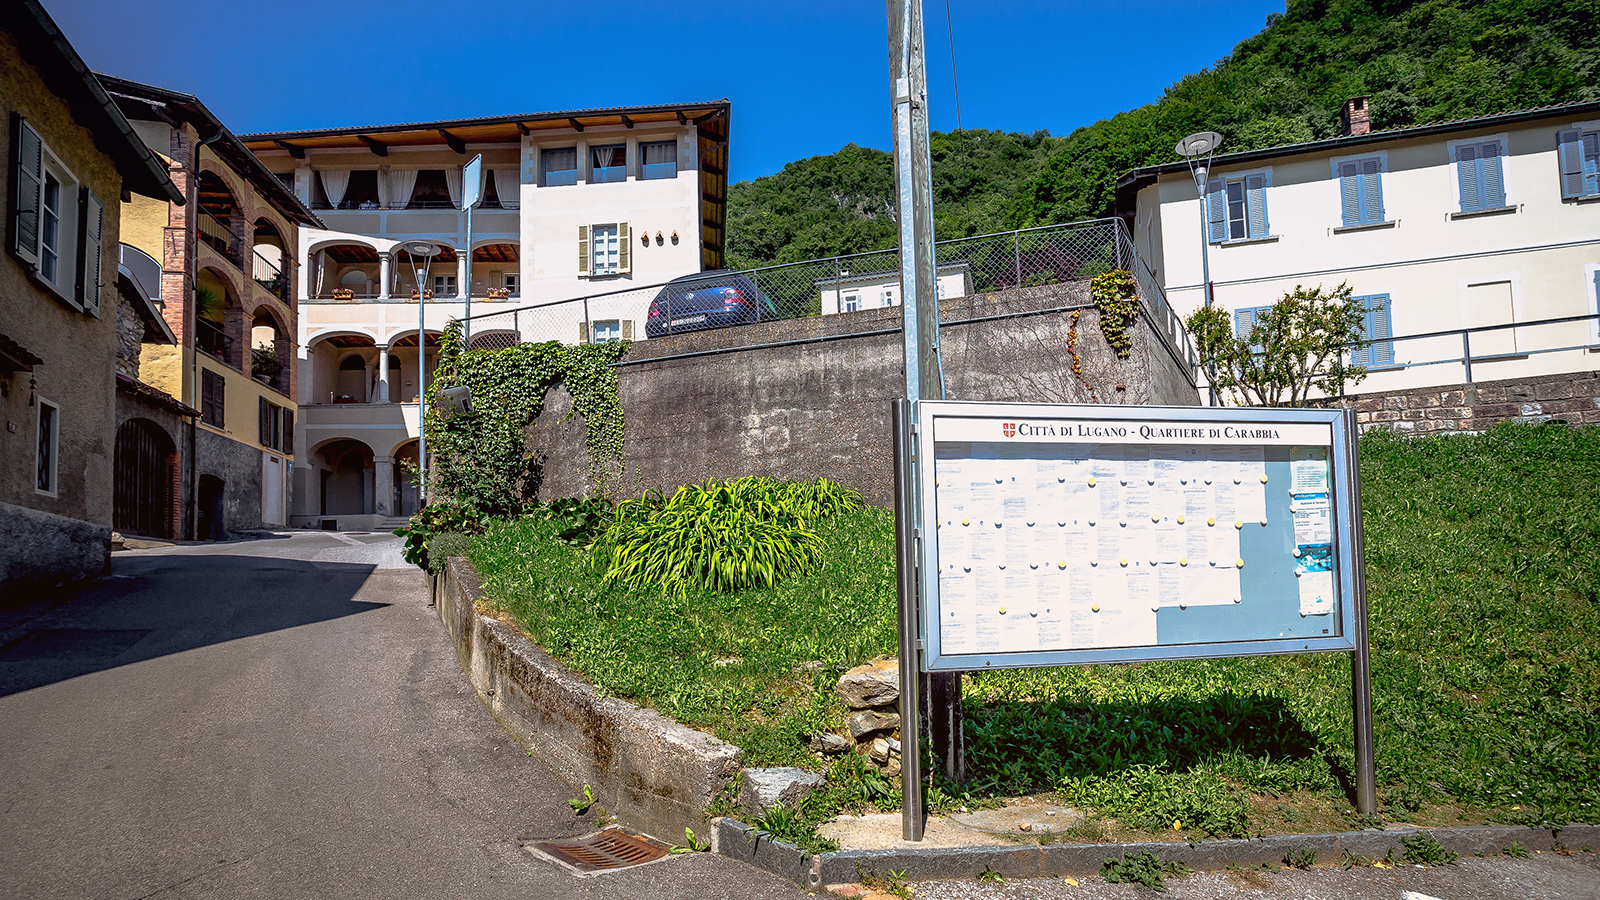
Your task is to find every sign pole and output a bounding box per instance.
[1345,408,1378,815]
[892,398,924,841]
[461,155,482,348]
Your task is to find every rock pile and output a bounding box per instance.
[808,657,902,775]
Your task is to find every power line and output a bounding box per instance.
[945,0,961,130]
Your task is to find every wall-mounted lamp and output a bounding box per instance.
[28,374,37,407]
[655,231,664,246]
[640,231,650,247]
[670,231,679,245]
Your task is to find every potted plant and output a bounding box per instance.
[331,288,355,300]
[251,347,283,385]
[487,287,510,299]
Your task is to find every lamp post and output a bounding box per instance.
[1177,131,1223,405]
[401,240,440,505]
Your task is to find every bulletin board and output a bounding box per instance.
[914,401,1361,672]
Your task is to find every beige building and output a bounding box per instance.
[0,0,182,588]
[239,102,730,528]
[1118,98,1600,402]
[103,77,321,537]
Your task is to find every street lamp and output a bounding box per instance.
[401,240,440,505]
[1178,132,1223,407]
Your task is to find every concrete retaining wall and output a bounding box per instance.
[528,283,1200,505]
[1339,370,1600,434]
[435,557,742,841]
[0,501,109,595]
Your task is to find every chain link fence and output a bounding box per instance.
[455,218,1197,371]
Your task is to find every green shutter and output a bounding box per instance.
[11,115,42,267]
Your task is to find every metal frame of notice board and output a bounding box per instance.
[892,399,1376,840]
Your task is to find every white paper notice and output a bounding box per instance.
[1125,565,1154,610]
[1122,484,1153,526]
[940,572,975,652]
[1151,453,1182,493]
[1296,543,1334,616]
[969,525,999,565]
[1211,481,1237,522]
[1032,524,1063,567]
[1062,521,1089,561]
[1002,522,1031,569]
[1183,481,1211,519]
[1122,446,1150,486]
[1099,483,1123,521]
[1035,574,1065,648]
[1153,519,1183,563]
[1092,446,1121,481]
[1093,521,1121,564]
[1290,447,1330,494]
[969,478,1001,525]
[1154,563,1183,607]
[1001,572,1037,647]
[1185,522,1211,565]
[1121,517,1153,561]
[1292,493,1332,546]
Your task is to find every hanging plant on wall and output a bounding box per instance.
[422,321,629,514]
[1089,269,1139,360]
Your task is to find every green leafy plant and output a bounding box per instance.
[592,477,859,595]
[857,866,913,899]
[195,285,224,323]
[670,827,712,855]
[1185,282,1367,407]
[568,783,595,816]
[1089,269,1140,359]
[250,346,282,382]
[1502,840,1530,859]
[1102,851,1191,891]
[423,531,476,575]
[535,496,614,547]
[1399,832,1458,866]
[395,501,486,570]
[1284,847,1317,869]
[752,803,839,856]
[976,866,1005,883]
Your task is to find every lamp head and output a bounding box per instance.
[1176,132,1223,158]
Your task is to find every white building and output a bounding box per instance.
[1117,98,1600,402]
[816,263,971,315]
[240,101,730,528]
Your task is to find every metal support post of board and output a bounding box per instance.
[892,398,925,841]
[1345,408,1378,815]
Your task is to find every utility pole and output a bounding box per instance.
[889,0,963,794]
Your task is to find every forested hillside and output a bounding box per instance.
[725,0,1598,269]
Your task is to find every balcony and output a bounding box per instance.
[199,211,242,269]
[253,249,288,301]
[196,318,231,359]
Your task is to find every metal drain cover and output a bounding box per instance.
[524,827,673,876]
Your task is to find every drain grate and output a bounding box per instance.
[525,827,673,876]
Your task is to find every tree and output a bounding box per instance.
[1185,283,1368,407]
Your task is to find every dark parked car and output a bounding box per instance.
[644,270,778,338]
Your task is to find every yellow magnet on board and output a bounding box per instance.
[962,518,970,526]
[1234,476,1242,484]
[1235,520,1244,529]
[1180,557,1188,566]
[1261,473,1269,483]
[1177,515,1186,524]
[1207,517,1216,526]
[1236,558,1245,568]
[1119,558,1129,567]
[1088,477,1096,487]
[999,607,1006,614]
[1152,513,1160,523]
[1059,559,1068,569]
[1092,603,1101,612]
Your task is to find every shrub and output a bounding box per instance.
[424,531,476,574]
[395,501,486,570]
[592,477,860,595]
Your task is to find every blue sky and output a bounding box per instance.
[46,0,1283,183]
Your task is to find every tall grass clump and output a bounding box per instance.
[592,477,863,595]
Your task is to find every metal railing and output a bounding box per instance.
[196,318,231,360]
[309,199,521,211]
[448,218,1199,373]
[198,211,241,267]
[1340,311,1600,387]
[253,249,287,301]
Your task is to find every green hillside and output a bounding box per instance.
[726,0,1598,269]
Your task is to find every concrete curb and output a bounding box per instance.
[712,817,1600,888]
[435,558,742,842]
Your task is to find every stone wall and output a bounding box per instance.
[196,427,264,536]
[116,296,144,380]
[526,283,1200,505]
[1340,370,1600,434]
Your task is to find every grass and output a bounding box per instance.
[468,424,1600,844]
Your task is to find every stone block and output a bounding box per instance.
[809,732,851,754]
[1539,399,1589,415]
[1439,390,1465,406]
[1519,402,1543,416]
[1354,398,1383,412]
[836,658,899,709]
[1355,412,1371,423]
[1382,395,1407,410]
[1426,407,1469,420]
[741,767,826,816]
[1371,410,1400,422]
[848,709,901,739]
[1403,410,1426,421]
[1584,410,1600,424]
[1394,420,1416,432]
[1534,380,1577,400]
[1418,394,1441,407]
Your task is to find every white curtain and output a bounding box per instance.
[495,168,519,204]
[591,145,621,169]
[444,168,462,208]
[319,169,349,207]
[388,169,419,209]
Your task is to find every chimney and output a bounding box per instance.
[1341,97,1371,137]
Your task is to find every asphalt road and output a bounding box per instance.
[0,531,808,900]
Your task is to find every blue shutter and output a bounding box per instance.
[1234,306,1265,354]
[1456,144,1480,211]
[1594,269,1600,342]
[1206,178,1226,243]
[1245,174,1269,237]
[1480,142,1506,208]
[1339,161,1360,227]
[1557,129,1585,199]
[1360,158,1383,223]
[1353,295,1394,368]
[1584,132,1600,197]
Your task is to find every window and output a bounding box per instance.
[339,170,381,209]
[541,148,578,187]
[502,273,518,295]
[201,369,225,428]
[274,172,295,192]
[841,291,861,312]
[881,287,897,308]
[581,319,632,343]
[432,274,457,297]
[11,116,101,314]
[35,398,58,495]
[259,398,294,452]
[1349,294,1394,368]
[406,170,451,209]
[591,144,626,184]
[1207,174,1270,242]
[577,223,630,277]
[1452,140,1507,212]
[1336,157,1385,226]
[641,140,677,180]
[1233,306,1270,354]
[1557,129,1600,199]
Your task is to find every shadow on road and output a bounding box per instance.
[0,554,389,697]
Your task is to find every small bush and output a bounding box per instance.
[396,501,486,570]
[1102,851,1191,891]
[593,477,859,595]
[1059,765,1252,838]
[424,532,476,574]
[1399,832,1458,866]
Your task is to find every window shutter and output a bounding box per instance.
[1585,133,1600,197]
[1456,144,1480,210]
[1557,129,1585,199]
[1339,162,1360,227]
[1360,158,1383,223]
[1205,179,1226,243]
[576,224,591,276]
[617,222,631,274]
[259,397,272,447]
[282,408,294,456]
[1480,142,1505,208]
[1245,174,1268,237]
[10,115,42,267]
[1369,295,1393,366]
[621,319,634,341]
[578,322,589,344]
[77,189,103,316]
